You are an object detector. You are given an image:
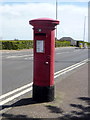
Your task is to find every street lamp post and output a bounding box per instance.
[56,0,57,20]
[83,16,86,47]
[56,0,58,40]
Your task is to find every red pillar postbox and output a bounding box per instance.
[29,18,59,102]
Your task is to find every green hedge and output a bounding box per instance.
[0,41,2,50]
[87,42,90,48]
[55,40,70,47]
[0,40,72,50]
[0,40,33,50]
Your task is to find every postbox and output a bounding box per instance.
[29,18,59,102]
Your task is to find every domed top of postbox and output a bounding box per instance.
[29,18,59,27]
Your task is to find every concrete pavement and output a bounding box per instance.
[1,63,89,120]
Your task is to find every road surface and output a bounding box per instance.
[2,47,88,95]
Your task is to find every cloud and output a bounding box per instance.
[58,4,88,36]
[1,3,56,18]
[1,3,56,40]
[0,2,88,41]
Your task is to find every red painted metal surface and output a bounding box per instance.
[29,18,59,86]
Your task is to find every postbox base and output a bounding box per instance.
[33,84,54,102]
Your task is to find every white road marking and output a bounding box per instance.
[5,49,87,59]
[0,82,33,100]
[54,59,88,76]
[24,57,33,60]
[56,49,82,55]
[6,54,33,59]
[54,61,87,78]
[0,59,88,106]
[0,87,32,106]
[56,52,69,54]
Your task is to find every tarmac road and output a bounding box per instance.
[1,53,89,120]
[2,47,88,95]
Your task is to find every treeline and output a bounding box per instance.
[0,40,71,50]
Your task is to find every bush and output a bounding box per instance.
[87,42,90,48]
[0,41,2,50]
[0,40,71,50]
[2,40,84,50]
[1,40,33,50]
[55,40,70,47]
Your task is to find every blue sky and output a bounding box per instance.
[0,0,88,5]
[0,0,88,41]
[0,0,89,2]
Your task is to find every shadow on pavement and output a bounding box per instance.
[45,97,90,120]
[1,98,36,110]
[1,97,90,120]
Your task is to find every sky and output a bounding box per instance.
[0,0,89,42]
